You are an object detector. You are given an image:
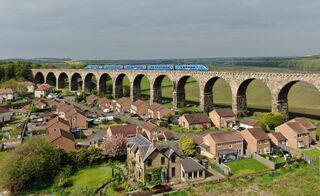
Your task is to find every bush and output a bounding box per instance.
[179,134,196,156]
[0,137,62,194]
[69,147,108,169]
[261,112,284,131]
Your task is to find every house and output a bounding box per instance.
[268,132,288,146]
[147,103,163,118]
[97,98,112,109]
[179,113,212,129]
[47,116,71,135]
[202,131,244,162]
[115,97,132,113]
[148,103,174,120]
[25,81,36,93]
[0,88,18,101]
[137,122,172,142]
[0,107,12,123]
[209,108,236,128]
[106,124,137,140]
[275,121,311,150]
[127,136,206,184]
[290,117,317,144]
[33,99,47,109]
[34,83,53,98]
[155,107,175,120]
[181,157,206,182]
[48,128,75,152]
[86,94,99,107]
[65,107,87,130]
[131,99,149,116]
[240,119,260,129]
[240,128,271,155]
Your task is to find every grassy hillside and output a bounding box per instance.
[171,166,320,196]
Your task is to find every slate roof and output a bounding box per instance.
[142,141,184,161]
[181,157,205,173]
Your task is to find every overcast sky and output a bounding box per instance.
[0,0,320,59]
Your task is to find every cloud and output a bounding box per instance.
[0,0,320,59]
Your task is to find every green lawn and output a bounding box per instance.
[225,158,270,176]
[304,149,320,157]
[66,166,112,193]
[0,151,7,161]
[171,165,320,196]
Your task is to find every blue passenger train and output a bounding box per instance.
[84,64,209,71]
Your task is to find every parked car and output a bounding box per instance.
[93,119,102,125]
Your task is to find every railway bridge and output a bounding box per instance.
[31,68,320,118]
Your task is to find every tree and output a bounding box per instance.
[103,134,127,158]
[261,112,285,131]
[0,137,62,194]
[179,134,196,156]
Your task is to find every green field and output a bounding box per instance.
[122,76,320,117]
[0,151,7,161]
[225,159,270,176]
[171,166,320,196]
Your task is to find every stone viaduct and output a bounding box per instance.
[31,68,320,118]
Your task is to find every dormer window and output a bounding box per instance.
[171,155,176,163]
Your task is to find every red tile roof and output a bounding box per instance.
[0,88,17,94]
[108,124,137,137]
[245,128,270,141]
[213,108,235,117]
[183,113,212,124]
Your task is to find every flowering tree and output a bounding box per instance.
[103,134,127,157]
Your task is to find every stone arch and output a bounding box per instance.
[99,73,113,98]
[46,72,57,87]
[132,74,151,101]
[153,75,173,104]
[57,72,69,89]
[70,73,82,91]
[115,73,130,98]
[176,75,200,108]
[34,72,45,84]
[236,78,271,116]
[276,80,320,119]
[203,77,233,113]
[84,73,97,93]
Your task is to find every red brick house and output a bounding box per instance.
[202,131,244,162]
[48,128,75,152]
[115,97,132,113]
[106,124,137,140]
[209,108,236,128]
[240,128,271,154]
[131,99,149,116]
[268,132,288,146]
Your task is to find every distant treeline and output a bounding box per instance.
[0,61,37,82]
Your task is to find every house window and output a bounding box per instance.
[161,157,165,165]
[199,170,203,177]
[171,155,176,163]
[146,174,152,182]
[188,172,192,179]
[194,171,197,178]
[147,159,152,166]
[182,171,185,178]
[172,167,176,177]
[217,144,222,147]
